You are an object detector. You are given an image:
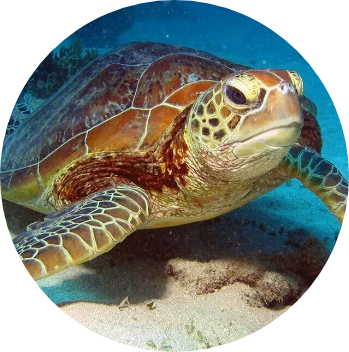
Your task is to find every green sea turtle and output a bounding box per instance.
[1,42,347,281]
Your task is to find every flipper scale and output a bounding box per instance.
[282,145,347,223]
[14,186,150,280]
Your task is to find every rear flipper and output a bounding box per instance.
[281,144,347,223]
[13,185,150,280]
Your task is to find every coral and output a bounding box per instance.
[256,271,300,307]
[166,233,329,308]
[26,39,99,99]
[166,258,265,295]
[267,236,329,285]
[251,233,330,306]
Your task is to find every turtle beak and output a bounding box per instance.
[257,81,303,147]
[233,79,303,157]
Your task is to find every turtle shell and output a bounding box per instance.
[1,42,247,206]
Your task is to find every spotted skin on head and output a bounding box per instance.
[14,186,150,280]
[189,81,243,150]
[188,70,303,151]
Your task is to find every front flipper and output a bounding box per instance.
[281,145,347,223]
[13,186,150,280]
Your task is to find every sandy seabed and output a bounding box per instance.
[3,182,334,351]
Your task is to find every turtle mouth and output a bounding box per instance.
[247,121,302,147]
[233,121,302,157]
[238,122,302,147]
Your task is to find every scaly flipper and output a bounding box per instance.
[13,186,150,280]
[281,144,348,223]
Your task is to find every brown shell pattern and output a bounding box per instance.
[1,42,247,195]
[0,42,318,201]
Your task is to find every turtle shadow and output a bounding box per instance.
[0,197,330,306]
[51,199,330,307]
[41,258,168,307]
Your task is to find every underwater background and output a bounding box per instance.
[2,1,348,351]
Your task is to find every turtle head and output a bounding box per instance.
[185,69,304,181]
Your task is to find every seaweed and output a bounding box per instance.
[26,39,99,99]
[145,339,173,351]
[146,301,156,310]
[118,296,130,310]
[183,320,212,349]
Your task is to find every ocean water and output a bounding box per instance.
[1,1,348,350]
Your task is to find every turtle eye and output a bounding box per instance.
[225,86,247,105]
[224,74,260,108]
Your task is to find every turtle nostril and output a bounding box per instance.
[279,81,295,94]
[280,83,288,93]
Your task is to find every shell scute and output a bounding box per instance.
[2,43,242,173]
[132,53,236,109]
[2,42,251,207]
[140,105,181,150]
[39,134,87,187]
[9,165,43,202]
[86,108,148,153]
